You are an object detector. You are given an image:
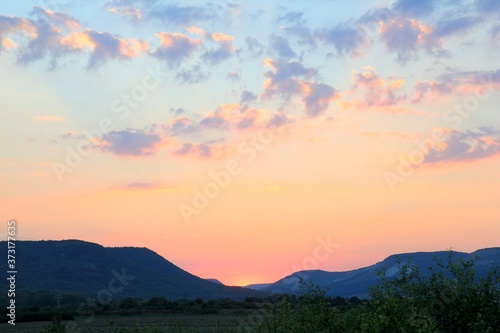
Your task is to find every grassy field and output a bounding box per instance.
[0,311,263,333]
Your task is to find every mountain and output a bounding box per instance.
[206,279,224,285]
[245,283,272,291]
[263,248,500,298]
[0,240,263,300]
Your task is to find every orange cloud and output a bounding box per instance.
[151,32,202,63]
[1,38,15,49]
[212,32,234,42]
[156,32,201,48]
[198,104,268,131]
[185,26,206,36]
[0,16,37,43]
[119,39,149,58]
[388,78,405,90]
[351,66,406,107]
[107,7,142,21]
[36,115,65,122]
[42,8,81,30]
[61,31,96,49]
[173,141,232,159]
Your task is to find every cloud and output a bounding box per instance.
[358,8,394,25]
[111,182,169,190]
[0,9,148,69]
[226,69,241,81]
[241,90,258,104]
[15,8,148,69]
[166,116,196,135]
[147,3,216,26]
[31,6,80,30]
[0,6,154,69]
[169,107,186,115]
[262,58,338,117]
[99,129,162,156]
[440,69,500,90]
[378,18,443,65]
[243,36,265,58]
[185,25,206,36]
[315,25,368,57]
[198,106,234,129]
[268,34,296,60]
[150,32,201,64]
[412,80,453,103]
[81,30,148,69]
[173,141,228,159]
[108,1,216,26]
[279,11,367,55]
[107,7,142,22]
[475,0,500,15]
[267,112,294,128]
[35,115,65,122]
[278,11,305,26]
[262,58,317,99]
[351,66,406,107]
[197,104,268,131]
[198,116,225,129]
[299,81,340,117]
[176,65,210,84]
[202,32,234,64]
[424,128,500,164]
[16,23,73,68]
[412,69,500,102]
[278,11,317,48]
[392,0,436,17]
[432,16,480,38]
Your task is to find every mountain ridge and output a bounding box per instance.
[0,239,263,300]
[261,247,500,298]
[2,240,498,300]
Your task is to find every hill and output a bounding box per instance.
[263,248,500,298]
[0,240,262,300]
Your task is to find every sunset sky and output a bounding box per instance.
[1,0,499,286]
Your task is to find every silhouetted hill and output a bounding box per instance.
[0,240,263,300]
[263,248,500,298]
[245,283,272,290]
[205,279,224,285]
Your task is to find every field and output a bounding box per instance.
[0,311,262,333]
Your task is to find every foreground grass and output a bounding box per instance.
[1,311,261,333]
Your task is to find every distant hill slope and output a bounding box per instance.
[0,240,262,300]
[205,279,224,285]
[263,248,500,298]
[245,283,272,291]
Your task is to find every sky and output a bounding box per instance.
[1,0,499,286]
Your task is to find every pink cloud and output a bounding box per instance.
[424,128,500,164]
[412,69,500,103]
[173,142,229,159]
[99,129,163,156]
[110,182,173,191]
[379,18,443,65]
[0,10,149,69]
[262,58,338,116]
[107,7,142,22]
[351,66,406,107]
[36,115,65,122]
[150,32,201,64]
[202,32,235,64]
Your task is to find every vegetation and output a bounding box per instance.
[2,254,499,332]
